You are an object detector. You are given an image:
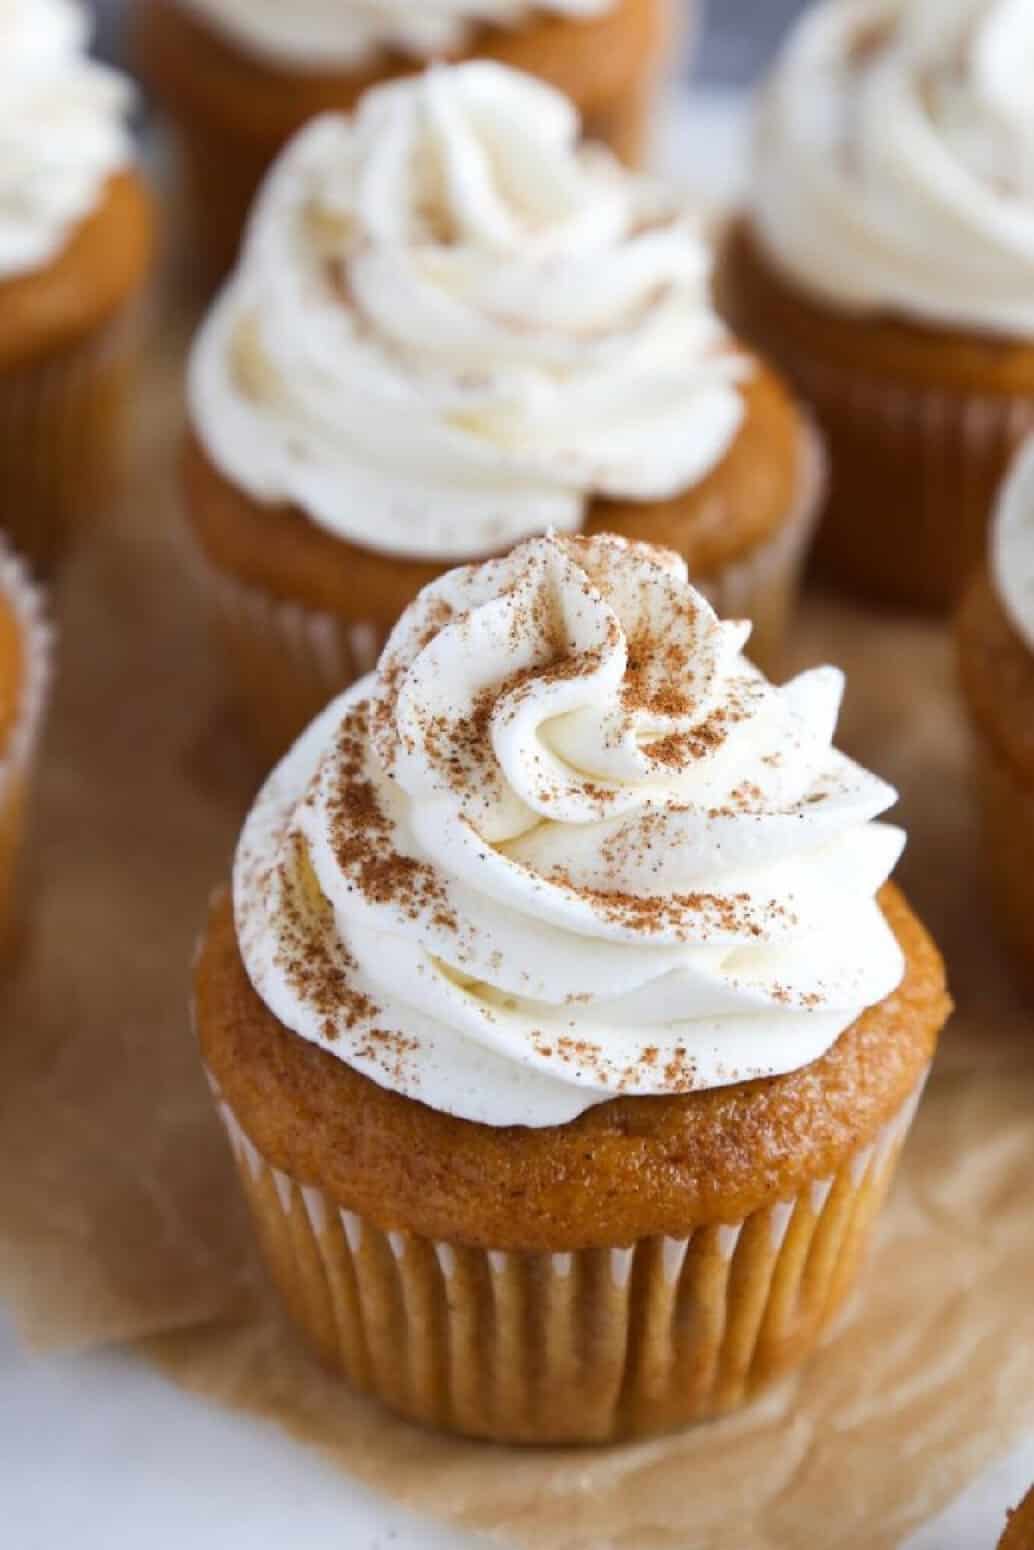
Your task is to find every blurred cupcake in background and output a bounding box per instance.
[196,530,949,1443]
[184,61,825,760]
[133,0,675,284]
[718,0,1034,612]
[0,0,153,575]
[958,439,1034,992]
[0,539,52,955]
[999,1488,1034,1550]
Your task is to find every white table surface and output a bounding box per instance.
[1,89,1029,1550]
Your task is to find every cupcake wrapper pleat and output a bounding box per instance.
[200,560,389,762]
[0,540,53,945]
[207,1068,927,1444]
[695,417,826,674]
[972,735,1034,993]
[196,418,825,765]
[787,356,1034,611]
[0,307,140,576]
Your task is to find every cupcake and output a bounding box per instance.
[0,0,154,575]
[1000,1488,1034,1550]
[184,62,825,761]
[0,539,52,952]
[717,0,1034,613]
[958,440,1034,990]
[133,0,674,284]
[195,530,950,1444]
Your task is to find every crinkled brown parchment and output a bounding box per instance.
[0,289,1031,1550]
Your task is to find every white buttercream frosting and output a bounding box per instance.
[234,533,907,1129]
[0,0,134,281]
[179,0,616,70]
[189,62,747,562]
[752,0,1034,335]
[993,438,1034,654]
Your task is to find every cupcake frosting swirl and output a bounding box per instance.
[179,0,616,69]
[993,438,1034,654]
[189,62,747,562]
[235,533,906,1129]
[0,0,134,280]
[752,0,1034,335]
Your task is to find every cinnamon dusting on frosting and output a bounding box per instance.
[235,531,907,1128]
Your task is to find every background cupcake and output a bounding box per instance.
[0,539,52,953]
[0,0,153,575]
[1000,1488,1034,1550]
[133,0,674,283]
[717,0,1034,612]
[958,439,1034,992]
[196,531,949,1444]
[185,61,824,759]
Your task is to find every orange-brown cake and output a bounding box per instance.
[133,0,672,283]
[0,4,154,574]
[194,531,950,1444]
[1000,1488,1034,1550]
[958,444,1034,991]
[715,0,1034,613]
[186,364,819,759]
[0,540,51,952]
[184,61,824,761]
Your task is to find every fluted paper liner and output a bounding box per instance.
[194,420,825,762]
[0,306,140,575]
[0,290,1032,1545]
[205,1070,925,1444]
[0,538,52,946]
[764,348,1034,613]
[970,734,1034,994]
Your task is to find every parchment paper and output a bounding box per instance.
[0,289,1031,1550]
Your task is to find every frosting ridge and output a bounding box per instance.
[189,61,747,561]
[752,0,1034,335]
[0,0,134,280]
[234,533,906,1129]
[993,437,1034,654]
[179,0,617,70]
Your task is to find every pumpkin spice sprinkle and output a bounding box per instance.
[233,531,908,1128]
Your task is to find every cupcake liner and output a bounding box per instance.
[206,1065,928,1444]
[696,417,827,675]
[198,419,825,763]
[972,734,1034,994]
[0,539,53,948]
[0,304,141,576]
[200,559,389,763]
[780,354,1034,612]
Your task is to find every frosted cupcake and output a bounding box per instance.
[718,0,1034,612]
[958,439,1034,989]
[0,539,52,952]
[195,530,950,1444]
[0,0,153,574]
[185,62,825,760]
[133,0,673,283]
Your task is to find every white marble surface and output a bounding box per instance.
[1,1304,1028,1549]
[0,88,1028,1550]
[0,1313,489,1550]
